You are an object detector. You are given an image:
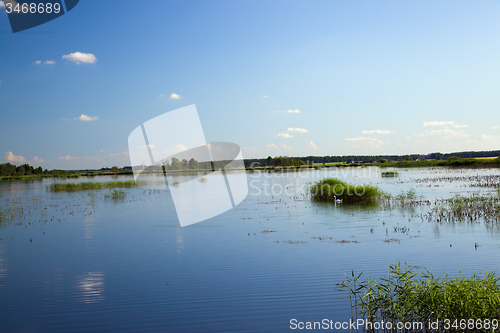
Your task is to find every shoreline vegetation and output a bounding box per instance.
[47,181,142,192]
[1,151,500,181]
[337,263,500,333]
[310,178,388,204]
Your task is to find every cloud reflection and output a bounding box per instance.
[77,272,104,303]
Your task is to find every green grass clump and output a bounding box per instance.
[381,171,399,177]
[48,181,139,192]
[337,263,500,332]
[431,194,500,223]
[310,178,386,204]
[105,189,126,200]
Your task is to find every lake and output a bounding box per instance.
[0,167,499,332]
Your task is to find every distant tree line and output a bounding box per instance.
[0,163,43,176]
[162,157,236,171]
[243,150,500,166]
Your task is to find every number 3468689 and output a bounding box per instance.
[5,2,62,14]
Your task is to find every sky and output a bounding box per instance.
[1,0,500,170]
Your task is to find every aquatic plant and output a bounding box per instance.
[47,181,141,192]
[429,194,500,223]
[310,178,387,204]
[381,171,399,177]
[104,189,126,200]
[395,188,419,202]
[337,263,500,332]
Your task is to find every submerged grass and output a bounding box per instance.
[310,178,388,204]
[337,263,500,332]
[429,194,500,223]
[48,181,140,192]
[381,171,399,177]
[104,189,126,200]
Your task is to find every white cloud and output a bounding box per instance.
[79,114,98,122]
[35,60,56,65]
[270,109,301,114]
[174,143,187,151]
[161,143,188,155]
[158,94,166,98]
[138,144,155,150]
[414,128,470,139]
[481,134,496,141]
[33,156,44,165]
[282,143,293,151]
[266,143,278,149]
[62,52,97,64]
[84,151,129,163]
[170,93,181,99]
[422,121,468,128]
[5,151,26,164]
[261,95,270,99]
[0,1,5,8]
[308,141,318,151]
[58,155,80,161]
[491,126,499,130]
[273,132,293,138]
[242,147,258,152]
[287,127,308,133]
[362,129,394,135]
[345,136,387,149]
[423,121,455,127]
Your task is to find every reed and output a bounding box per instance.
[381,171,399,177]
[104,189,126,200]
[47,181,140,192]
[310,178,387,204]
[337,263,500,332]
[430,194,500,223]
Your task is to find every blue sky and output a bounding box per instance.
[1,0,500,169]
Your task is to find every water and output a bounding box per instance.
[0,167,499,332]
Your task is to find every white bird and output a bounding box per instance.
[334,195,343,204]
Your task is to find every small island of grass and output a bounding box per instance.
[48,181,140,192]
[310,178,387,204]
[381,171,399,177]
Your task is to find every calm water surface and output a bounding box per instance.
[0,167,499,332]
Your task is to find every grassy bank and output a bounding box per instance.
[337,263,500,332]
[48,181,140,192]
[310,178,387,204]
[369,156,500,168]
